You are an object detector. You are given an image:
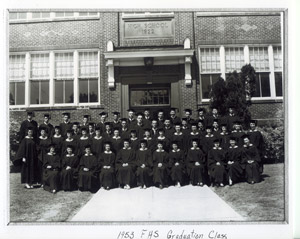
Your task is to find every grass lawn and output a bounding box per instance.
[211,163,285,221]
[9,163,285,222]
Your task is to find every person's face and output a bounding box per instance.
[250,123,256,129]
[157,143,163,150]
[235,124,241,130]
[104,144,111,151]
[27,114,33,120]
[145,131,150,137]
[85,147,91,154]
[206,128,212,134]
[192,141,198,148]
[191,126,197,131]
[89,125,93,131]
[243,137,250,145]
[83,117,88,123]
[229,108,234,114]
[213,122,218,128]
[121,121,127,128]
[214,142,220,148]
[152,120,158,128]
[124,141,130,148]
[144,110,150,117]
[137,115,143,123]
[229,140,236,146]
[212,108,218,115]
[44,116,49,123]
[101,115,106,122]
[63,115,69,122]
[185,111,191,118]
[105,125,111,131]
[66,147,73,154]
[50,147,55,154]
[198,111,204,117]
[128,111,134,118]
[27,129,33,137]
[73,125,78,131]
[158,131,164,136]
[198,122,203,128]
[95,130,101,136]
[164,120,171,127]
[175,125,181,132]
[158,112,164,119]
[170,110,175,117]
[40,130,46,137]
[114,130,119,136]
[82,130,87,136]
[140,142,146,149]
[113,114,118,121]
[67,132,72,138]
[182,121,187,126]
[172,143,178,150]
[221,126,227,132]
[131,132,137,138]
[55,128,60,134]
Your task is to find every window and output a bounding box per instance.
[79,12,98,16]
[225,47,244,73]
[9,55,26,105]
[55,12,74,17]
[273,46,283,97]
[249,47,271,98]
[32,12,50,18]
[9,12,27,20]
[78,52,99,103]
[54,53,74,104]
[200,48,221,99]
[130,89,170,106]
[30,54,50,104]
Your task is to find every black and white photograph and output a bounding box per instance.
[0,0,298,238]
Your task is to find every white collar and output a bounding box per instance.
[205,134,213,137]
[220,132,228,135]
[39,136,48,140]
[84,153,93,156]
[112,136,121,139]
[130,137,138,141]
[157,136,165,139]
[243,143,253,147]
[25,136,33,139]
[174,132,182,135]
[139,148,148,151]
[229,145,238,149]
[66,154,75,157]
[66,138,73,142]
[94,136,102,139]
[123,147,131,150]
[191,147,199,150]
[156,149,165,152]
[249,129,257,132]
[190,132,199,135]
[172,149,180,152]
[80,136,89,140]
[47,152,56,155]
[53,135,61,138]
[213,147,222,150]
[144,137,152,140]
[104,151,112,154]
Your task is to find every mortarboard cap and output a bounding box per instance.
[83,114,90,118]
[48,143,56,149]
[197,108,206,112]
[103,141,112,146]
[66,129,73,134]
[191,122,198,127]
[250,120,257,124]
[72,122,80,126]
[184,108,192,114]
[229,136,237,141]
[66,144,74,150]
[27,111,34,116]
[213,119,219,123]
[44,113,50,118]
[84,144,91,149]
[221,123,227,127]
[54,126,61,130]
[27,126,34,131]
[213,138,220,143]
[140,139,147,145]
[191,138,199,142]
[62,112,70,117]
[242,134,250,140]
[171,140,179,145]
[81,127,88,132]
[112,111,120,115]
[127,109,135,113]
[99,112,107,116]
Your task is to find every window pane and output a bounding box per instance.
[42,12,50,18]
[9,83,15,105]
[65,12,74,17]
[9,13,18,19]
[275,72,283,97]
[9,55,26,80]
[30,81,40,104]
[249,47,269,71]
[260,73,271,97]
[79,80,89,103]
[55,80,64,103]
[274,46,282,71]
[79,52,98,77]
[55,12,64,17]
[200,48,220,73]
[55,52,74,78]
[201,75,211,99]
[19,13,27,19]
[253,76,261,97]
[79,12,88,16]
[89,79,98,102]
[16,82,25,105]
[130,89,170,106]
[32,12,41,18]
[31,54,49,78]
[40,81,49,104]
[65,80,74,103]
[225,47,244,72]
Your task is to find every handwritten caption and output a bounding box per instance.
[117,229,228,239]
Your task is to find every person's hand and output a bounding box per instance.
[47,165,52,169]
[22,158,26,163]
[122,163,127,167]
[83,167,89,171]
[228,161,232,165]
[107,166,111,169]
[247,160,253,164]
[195,162,200,166]
[158,163,162,167]
[175,162,179,166]
[216,162,221,166]
[141,164,145,168]
[66,166,71,170]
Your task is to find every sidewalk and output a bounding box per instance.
[70,185,244,221]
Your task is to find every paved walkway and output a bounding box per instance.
[70,185,244,221]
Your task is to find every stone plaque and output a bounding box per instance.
[124,20,174,39]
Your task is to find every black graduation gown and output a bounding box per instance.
[59,121,73,138]
[61,138,79,157]
[152,150,169,186]
[207,115,221,127]
[96,121,106,134]
[171,132,185,151]
[218,132,231,150]
[78,154,99,191]
[39,123,54,137]
[224,114,241,132]
[231,130,245,147]
[42,153,61,192]
[135,149,153,186]
[197,117,208,128]
[102,131,112,141]
[99,152,116,188]
[142,117,152,129]
[248,129,265,156]
[51,135,63,156]
[170,116,181,125]
[116,148,136,185]
[226,146,244,183]
[111,120,121,130]
[129,138,140,151]
[208,148,227,184]
[143,137,156,153]
[241,144,261,183]
[186,148,206,184]
[78,137,92,157]
[132,124,146,139]
[15,137,39,184]
[164,127,175,141]
[187,132,201,149]
[37,136,51,182]
[127,118,137,130]
[150,128,159,139]
[154,136,170,152]
[202,134,217,155]
[120,128,130,140]
[61,154,79,191]
[110,137,123,154]
[169,149,185,183]
[91,136,104,158]
[19,120,38,142]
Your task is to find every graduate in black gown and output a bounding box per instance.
[171,123,185,152]
[78,127,92,157]
[111,111,121,129]
[169,107,181,126]
[51,126,63,156]
[37,127,52,185]
[196,108,208,128]
[226,137,244,186]
[142,108,152,129]
[135,140,153,189]
[231,121,244,147]
[142,128,156,153]
[202,126,217,156]
[152,141,169,189]
[186,138,206,186]
[38,113,54,137]
[91,126,104,158]
[61,145,79,191]
[59,112,73,139]
[61,129,79,157]
[99,141,116,190]
[78,144,99,192]
[15,127,39,189]
[187,123,201,149]
[218,124,231,150]
[42,144,61,193]
[120,118,130,140]
[241,134,261,184]
[129,129,139,151]
[19,111,38,142]
[116,139,136,189]
[110,128,123,154]
[169,140,185,187]
[155,128,170,152]
[163,118,175,141]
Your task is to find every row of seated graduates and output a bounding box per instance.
[41,132,262,194]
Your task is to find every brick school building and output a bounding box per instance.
[8,10,284,126]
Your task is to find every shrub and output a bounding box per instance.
[10,118,20,164]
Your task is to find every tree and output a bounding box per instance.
[209,64,257,127]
